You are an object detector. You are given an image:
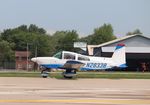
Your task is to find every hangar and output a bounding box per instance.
[87,34,150,71]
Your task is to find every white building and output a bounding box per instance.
[87,34,150,71]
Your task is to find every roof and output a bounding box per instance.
[15,51,31,57]
[88,34,150,48]
[87,34,150,55]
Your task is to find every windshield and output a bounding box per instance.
[53,51,62,59]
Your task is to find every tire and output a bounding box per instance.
[41,69,49,78]
[42,76,48,78]
[64,75,73,79]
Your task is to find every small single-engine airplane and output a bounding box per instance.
[31,44,127,78]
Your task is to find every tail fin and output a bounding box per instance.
[112,44,127,68]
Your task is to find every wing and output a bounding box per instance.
[61,60,85,70]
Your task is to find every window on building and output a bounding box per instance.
[18,64,22,69]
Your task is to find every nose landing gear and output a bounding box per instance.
[41,67,51,78]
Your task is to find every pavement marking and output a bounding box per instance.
[0,99,150,104]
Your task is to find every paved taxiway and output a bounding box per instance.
[0,77,150,105]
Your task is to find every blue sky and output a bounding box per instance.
[0,0,150,37]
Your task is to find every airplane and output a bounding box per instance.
[31,43,127,78]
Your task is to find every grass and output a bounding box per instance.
[76,72,150,79]
[0,70,150,79]
[0,71,40,77]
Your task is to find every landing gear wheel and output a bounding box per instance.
[63,75,73,79]
[62,69,77,79]
[41,69,49,78]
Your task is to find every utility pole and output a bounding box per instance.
[27,43,29,71]
[35,45,37,57]
[34,45,38,72]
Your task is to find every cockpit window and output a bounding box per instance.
[78,55,90,61]
[64,53,75,60]
[53,51,62,59]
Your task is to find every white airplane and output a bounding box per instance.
[31,44,127,78]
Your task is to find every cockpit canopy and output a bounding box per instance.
[53,51,90,61]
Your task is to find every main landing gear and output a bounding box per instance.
[62,69,77,79]
[40,67,76,79]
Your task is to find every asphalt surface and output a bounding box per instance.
[0,77,150,105]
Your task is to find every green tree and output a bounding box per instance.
[52,30,79,52]
[79,35,93,44]
[0,40,14,63]
[34,34,52,56]
[126,29,142,35]
[28,24,46,34]
[50,31,67,55]
[81,24,116,45]
[91,24,116,44]
[1,24,51,57]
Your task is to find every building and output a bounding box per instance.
[87,34,150,71]
[15,51,34,70]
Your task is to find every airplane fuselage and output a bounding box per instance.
[31,51,114,70]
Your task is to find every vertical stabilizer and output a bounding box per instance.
[112,44,126,68]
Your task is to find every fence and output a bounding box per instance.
[0,62,16,70]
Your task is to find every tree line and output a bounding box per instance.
[0,24,142,63]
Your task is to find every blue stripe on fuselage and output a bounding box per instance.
[119,63,127,68]
[40,63,111,70]
[41,64,63,69]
